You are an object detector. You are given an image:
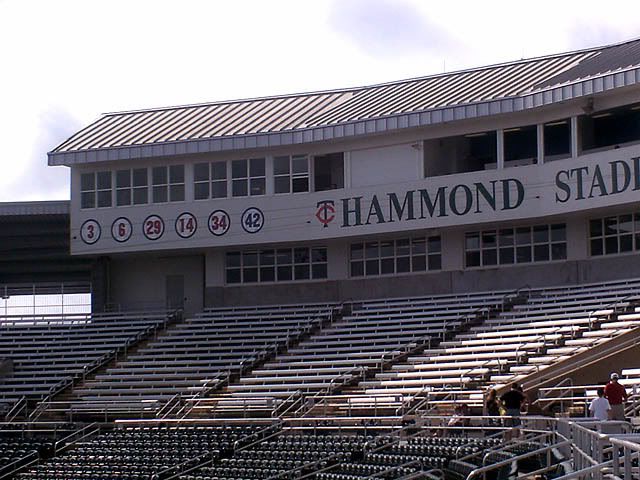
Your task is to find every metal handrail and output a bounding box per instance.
[4,396,27,422]
[54,422,100,454]
[156,393,182,419]
[273,390,303,418]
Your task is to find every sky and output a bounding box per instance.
[1,0,639,202]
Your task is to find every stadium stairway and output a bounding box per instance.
[53,303,340,421]
[348,278,640,417]
[191,290,523,419]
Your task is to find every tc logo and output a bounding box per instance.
[315,200,336,227]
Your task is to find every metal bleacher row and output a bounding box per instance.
[0,311,174,410]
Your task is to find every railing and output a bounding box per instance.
[273,390,304,418]
[176,376,225,419]
[587,294,637,328]
[4,396,27,422]
[156,393,183,419]
[53,422,100,454]
[0,450,39,480]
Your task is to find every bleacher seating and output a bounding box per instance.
[0,311,172,406]
[196,291,507,416]
[351,278,640,411]
[68,303,336,413]
[16,423,264,480]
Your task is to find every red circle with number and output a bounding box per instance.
[208,210,230,236]
[142,214,165,241]
[111,217,133,243]
[175,212,198,239]
[80,219,101,245]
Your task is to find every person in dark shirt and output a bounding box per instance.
[500,383,526,437]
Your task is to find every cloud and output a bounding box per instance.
[328,0,462,59]
[3,107,80,201]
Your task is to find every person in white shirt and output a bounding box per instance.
[589,387,611,421]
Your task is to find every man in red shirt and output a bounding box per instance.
[604,372,628,421]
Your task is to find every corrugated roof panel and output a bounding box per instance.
[50,38,640,157]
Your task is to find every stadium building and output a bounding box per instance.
[1,37,640,480]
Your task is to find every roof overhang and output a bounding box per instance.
[48,66,640,167]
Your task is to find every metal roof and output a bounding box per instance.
[0,201,70,217]
[49,38,640,166]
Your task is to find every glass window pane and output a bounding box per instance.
[620,235,633,252]
[292,177,308,193]
[311,248,327,263]
[605,236,618,254]
[516,245,531,263]
[169,165,184,183]
[365,259,379,276]
[116,169,130,187]
[274,176,290,194]
[499,229,514,246]
[312,264,327,279]
[589,219,603,237]
[292,156,308,174]
[427,236,441,253]
[244,268,258,283]
[154,185,167,203]
[294,265,310,280]
[152,166,167,185]
[533,225,549,243]
[619,214,633,234]
[170,184,185,202]
[591,238,603,256]
[250,158,265,176]
[194,163,209,182]
[194,182,209,200]
[250,178,265,195]
[381,258,395,274]
[552,243,567,260]
[133,168,147,186]
[277,265,292,281]
[260,250,275,265]
[274,156,290,175]
[232,179,247,197]
[294,248,309,264]
[516,227,531,245]
[97,171,111,190]
[482,249,497,266]
[499,247,514,264]
[428,254,442,270]
[396,239,410,256]
[412,256,426,271]
[412,238,426,255]
[396,257,410,273]
[351,261,364,277]
[212,182,227,198]
[226,252,241,268]
[212,162,226,180]
[97,190,112,208]
[604,217,617,235]
[133,187,148,205]
[81,173,95,191]
[534,244,549,262]
[244,252,258,266]
[226,269,241,284]
[466,251,480,267]
[482,231,497,248]
[260,267,275,282]
[81,191,95,209]
[365,242,378,259]
[232,159,247,178]
[116,189,131,206]
[276,249,292,264]
[465,233,480,250]
[380,241,394,257]
[550,224,566,242]
[351,243,364,260]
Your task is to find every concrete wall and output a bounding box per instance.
[109,254,204,315]
[350,143,420,187]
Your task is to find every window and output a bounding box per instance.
[232,158,265,197]
[503,125,537,166]
[274,155,309,194]
[314,152,344,191]
[581,104,640,151]
[225,246,328,284]
[590,213,638,256]
[544,119,571,161]
[350,236,441,277]
[80,171,111,209]
[465,224,566,267]
[152,165,184,203]
[116,168,148,206]
[194,161,227,200]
